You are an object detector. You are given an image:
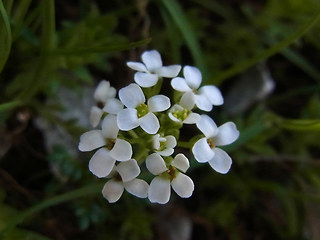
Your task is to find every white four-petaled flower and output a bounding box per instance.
[127,50,181,87]
[90,80,123,127]
[171,66,224,111]
[169,91,200,124]
[79,114,132,178]
[192,115,239,174]
[102,159,149,203]
[146,153,194,204]
[153,134,177,156]
[117,83,170,134]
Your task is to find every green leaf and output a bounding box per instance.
[41,0,56,53]
[0,101,20,113]
[0,183,103,237]
[0,1,12,74]
[161,0,206,72]
[212,7,320,84]
[280,119,320,131]
[50,38,152,55]
[11,0,33,40]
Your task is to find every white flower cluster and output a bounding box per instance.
[79,50,239,204]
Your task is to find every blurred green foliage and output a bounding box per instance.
[0,0,320,239]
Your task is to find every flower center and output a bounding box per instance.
[172,108,190,121]
[157,140,166,151]
[96,101,104,109]
[167,165,177,180]
[136,103,149,118]
[106,138,116,150]
[207,138,215,149]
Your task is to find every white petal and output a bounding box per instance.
[119,83,145,108]
[90,106,103,128]
[208,148,232,174]
[110,138,132,161]
[183,66,202,90]
[101,114,118,139]
[171,77,192,92]
[148,176,171,204]
[148,95,170,112]
[171,153,189,172]
[142,50,162,71]
[183,112,200,124]
[102,179,124,203]
[106,86,117,99]
[168,112,180,123]
[196,114,218,138]
[194,94,212,112]
[134,72,159,88]
[146,153,168,175]
[103,98,124,114]
[89,148,116,178]
[78,130,105,152]
[94,80,112,102]
[168,104,183,122]
[124,179,149,198]
[117,108,139,131]
[199,85,224,105]
[126,61,147,72]
[156,65,181,78]
[116,159,140,182]
[165,135,177,148]
[215,122,240,146]
[153,134,161,150]
[192,138,215,163]
[171,173,194,198]
[139,112,159,134]
[157,148,174,156]
[180,91,195,110]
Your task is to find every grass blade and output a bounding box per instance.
[212,8,320,84]
[161,0,206,73]
[0,1,12,74]
[0,183,103,237]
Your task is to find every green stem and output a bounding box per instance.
[0,183,104,237]
[128,130,139,139]
[177,141,192,149]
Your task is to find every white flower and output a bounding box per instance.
[192,115,239,174]
[79,114,132,177]
[102,159,149,203]
[117,83,170,134]
[153,134,177,156]
[127,50,181,88]
[171,66,224,111]
[146,153,194,204]
[168,91,200,124]
[90,80,123,127]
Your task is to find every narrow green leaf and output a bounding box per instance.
[50,38,152,55]
[0,1,12,74]
[280,119,320,131]
[0,101,20,113]
[41,0,56,53]
[212,8,320,84]
[11,0,33,40]
[16,0,56,100]
[281,48,320,84]
[161,0,206,72]
[3,0,14,17]
[0,184,103,237]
